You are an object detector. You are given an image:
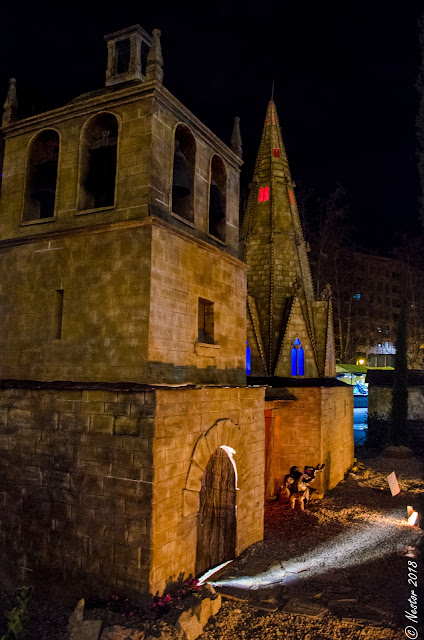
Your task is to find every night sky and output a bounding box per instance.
[1,2,423,252]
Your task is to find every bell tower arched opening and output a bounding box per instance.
[208,155,226,242]
[23,129,59,222]
[78,113,118,211]
[171,124,195,223]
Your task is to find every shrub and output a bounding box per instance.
[366,412,389,449]
[152,577,202,617]
[1,586,32,640]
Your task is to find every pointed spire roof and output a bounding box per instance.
[242,99,318,376]
[253,100,292,185]
[230,116,242,159]
[146,28,164,84]
[2,78,18,127]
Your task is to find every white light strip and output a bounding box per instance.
[197,560,233,585]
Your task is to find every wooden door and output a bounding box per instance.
[195,447,236,576]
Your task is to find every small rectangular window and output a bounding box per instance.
[198,298,214,344]
[55,289,64,339]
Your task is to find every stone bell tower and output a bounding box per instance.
[0,25,265,599]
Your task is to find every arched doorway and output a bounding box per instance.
[195,447,236,576]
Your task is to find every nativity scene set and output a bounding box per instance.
[0,25,353,597]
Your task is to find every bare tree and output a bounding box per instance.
[302,186,359,362]
[393,235,424,368]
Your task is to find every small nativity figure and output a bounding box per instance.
[280,464,325,510]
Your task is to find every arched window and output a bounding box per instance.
[246,341,251,375]
[291,338,304,376]
[172,124,196,222]
[79,113,118,211]
[208,155,226,242]
[23,130,59,221]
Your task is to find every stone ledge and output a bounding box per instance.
[194,343,221,358]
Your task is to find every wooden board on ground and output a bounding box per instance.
[282,598,329,619]
[249,599,280,612]
[386,471,401,496]
[215,586,250,602]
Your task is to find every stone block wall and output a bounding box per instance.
[368,385,424,450]
[368,385,424,421]
[320,387,354,490]
[0,225,152,382]
[368,387,392,419]
[0,384,155,597]
[266,385,353,496]
[148,224,247,385]
[0,383,265,598]
[149,386,265,596]
[0,218,248,385]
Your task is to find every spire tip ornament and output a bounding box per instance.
[146,28,164,84]
[230,116,242,159]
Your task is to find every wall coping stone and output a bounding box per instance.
[0,380,265,391]
[250,376,350,388]
[0,216,249,272]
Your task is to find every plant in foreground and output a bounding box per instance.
[152,577,202,616]
[106,595,143,619]
[1,586,32,640]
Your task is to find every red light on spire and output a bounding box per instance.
[289,189,295,206]
[258,187,270,202]
[273,148,280,157]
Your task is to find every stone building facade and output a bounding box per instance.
[0,23,353,600]
[0,25,264,598]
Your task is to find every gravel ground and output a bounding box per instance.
[203,453,424,639]
[1,452,423,640]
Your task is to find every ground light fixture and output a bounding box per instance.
[407,506,419,526]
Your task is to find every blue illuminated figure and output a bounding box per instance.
[291,338,304,376]
[246,341,251,375]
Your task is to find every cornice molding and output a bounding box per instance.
[0,215,248,270]
[1,83,242,170]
